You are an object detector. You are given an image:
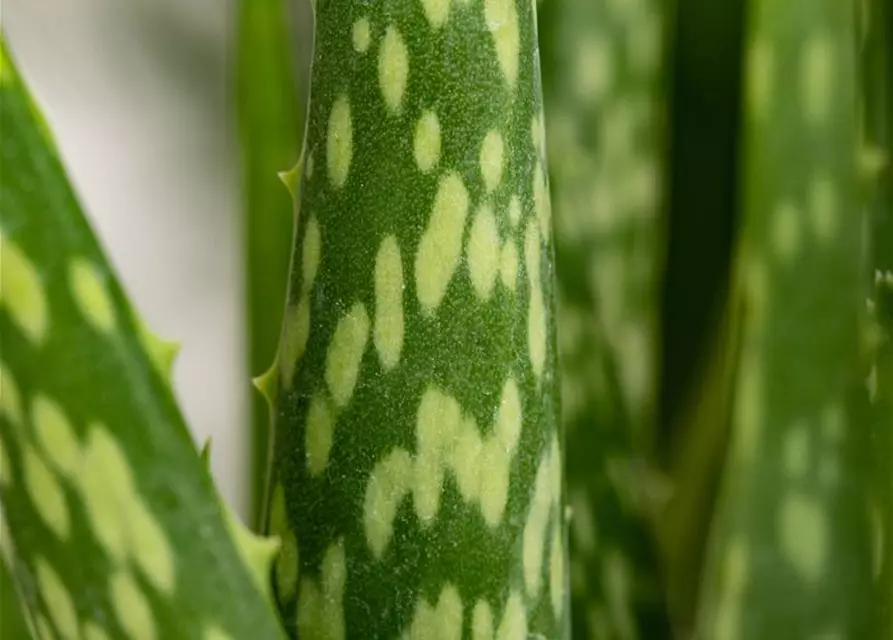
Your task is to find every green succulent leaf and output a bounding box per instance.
[537,0,673,637]
[696,1,875,637]
[237,0,304,527]
[262,0,569,637]
[0,37,283,639]
[860,0,892,632]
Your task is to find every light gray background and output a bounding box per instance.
[5,0,287,518]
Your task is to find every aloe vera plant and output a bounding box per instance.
[537,0,671,637]
[0,39,283,638]
[262,1,568,637]
[695,1,875,637]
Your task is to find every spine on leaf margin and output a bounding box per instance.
[263,0,569,637]
[236,0,304,528]
[0,39,283,639]
[696,1,875,637]
[537,0,672,637]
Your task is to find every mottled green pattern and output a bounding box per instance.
[237,0,304,526]
[696,2,874,638]
[264,0,568,637]
[537,0,670,638]
[0,40,282,639]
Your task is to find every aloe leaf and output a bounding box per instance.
[237,0,304,527]
[537,0,672,637]
[695,1,873,637]
[0,38,283,638]
[262,1,568,637]
[860,0,892,632]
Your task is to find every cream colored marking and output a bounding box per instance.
[499,241,518,291]
[111,569,156,640]
[575,38,613,104]
[297,540,347,640]
[779,492,827,582]
[870,500,884,580]
[32,395,81,477]
[129,498,176,594]
[420,0,450,28]
[306,152,314,179]
[477,439,511,527]
[748,37,774,119]
[783,422,809,478]
[302,217,322,295]
[525,223,546,379]
[353,18,372,53]
[306,393,336,477]
[409,583,463,640]
[278,533,300,602]
[508,196,522,228]
[365,448,413,559]
[379,27,409,113]
[75,426,176,593]
[374,235,405,370]
[467,204,500,300]
[79,425,132,561]
[83,622,112,640]
[523,444,556,596]
[484,0,520,87]
[533,162,551,241]
[808,174,838,241]
[801,35,834,125]
[495,377,522,453]
[325,302,370,408]
[204,626,235,640]
[480,130,505,193]
[771,200,801,262]
[70,258,116,332]
[449,415,484,503]
[415,172,470,314]
[496,591,527,640]
[279,298,311,388]
[0,363,24,427]
[24,443,70,538]
[327,96,353,188]
[414,111,442,173]
[549,523,565,616]
[472,600,494,640]
[0,235,48,343]
[414,388,461,524]
[35,557,78,639]
[297,578,323,638]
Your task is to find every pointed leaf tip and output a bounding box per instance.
[200,438,213,469]
[278,159,303,201]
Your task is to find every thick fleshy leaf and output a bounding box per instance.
[0,38,283,638]
[237,0,304,525]
[861,0,892,632]
[696,2,874,637]
[537,0,673,636]
[262,1,569,637]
